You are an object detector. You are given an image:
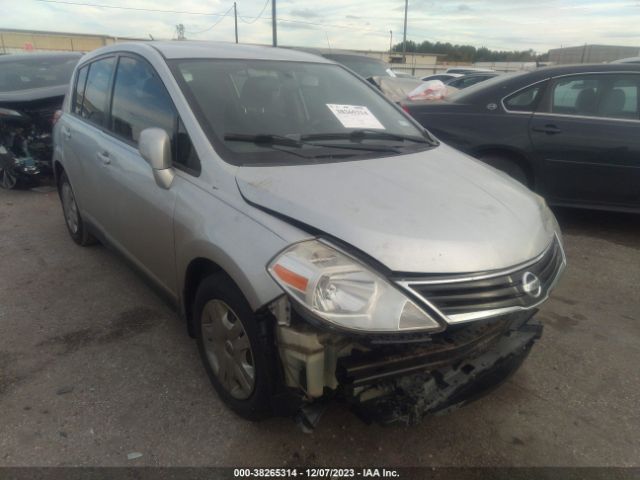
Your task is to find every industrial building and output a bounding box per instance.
[0,28,144,54]
[548,44,640,64]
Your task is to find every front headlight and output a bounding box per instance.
[267,240,442,333]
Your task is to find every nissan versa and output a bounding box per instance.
[53,42,566,425]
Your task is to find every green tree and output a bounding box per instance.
[393,40,544,62]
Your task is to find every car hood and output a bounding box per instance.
[235,144,556,274]
[0,85,67,103]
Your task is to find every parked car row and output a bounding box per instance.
[444,72,500,89]
[421,71,499,90]
[405,63,640,212]
[50,41,565,425]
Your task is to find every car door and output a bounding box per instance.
[61,56,117,229]
[57,63,88,197]
[530,72,640,208]
[95,54,194,295]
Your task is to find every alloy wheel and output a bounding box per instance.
[0,167,17,189]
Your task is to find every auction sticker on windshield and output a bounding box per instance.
[326,104,385,129]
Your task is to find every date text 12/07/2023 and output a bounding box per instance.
[233,468,400,478]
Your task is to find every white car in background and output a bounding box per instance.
[611,57,640,64]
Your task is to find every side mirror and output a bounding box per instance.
[138,128,174,189]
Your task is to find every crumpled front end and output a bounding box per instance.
[0,101,58,188]
[338,312,541,424]
[271,298,543,427]
[268,235,564,427]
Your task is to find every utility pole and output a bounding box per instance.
[389,30,393,53]
[234,2,238,43]
[175,24,185,41]
[272,0,277,47]
[402,0,408,63]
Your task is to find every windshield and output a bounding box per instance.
[0,56,80,92]
[321,55,395,79]
[170,59,434,166]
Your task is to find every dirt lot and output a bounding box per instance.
[0,187,639,467]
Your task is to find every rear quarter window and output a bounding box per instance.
[504,84,543,112]
[72,66,89,115]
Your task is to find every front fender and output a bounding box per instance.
[174,181,307,311]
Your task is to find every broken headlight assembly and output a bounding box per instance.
[267,239,443,333]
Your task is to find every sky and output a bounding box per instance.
[1,0,639,53]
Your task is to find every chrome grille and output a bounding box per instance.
[399,236,566,324]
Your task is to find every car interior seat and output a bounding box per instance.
[574,88,598,116]
[188,71,244,137]
[239,76,289,134]
[598,88,627,118]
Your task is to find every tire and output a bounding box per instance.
[58,171,97,246]
[479,153,529,187]
[0,165,18,189]
[194,273,274,420]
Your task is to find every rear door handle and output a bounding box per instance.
[532,124,562,135]
[96,151,111,165]
[61,126,72,140]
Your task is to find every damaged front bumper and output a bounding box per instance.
[273,304,542,426]
[342,312,541,424]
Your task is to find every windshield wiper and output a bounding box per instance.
[301,129,434,145]
[224,133,303,148]
[224,132,401,154]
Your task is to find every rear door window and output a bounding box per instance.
[80,57,115,127]
[596,76,639,120]
[551,74,640,120]
[552,76,600,115]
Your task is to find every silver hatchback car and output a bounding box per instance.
[53,42,565,425]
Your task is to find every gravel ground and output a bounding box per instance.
[0,187,639,467]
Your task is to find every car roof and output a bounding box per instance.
[446,67,493,72]
[489,62,640,88]
[527,62,640,77]
[286,48,388,66]
[446,62,640,104]
[82,41,333,64]
[423,73,461,78]
[611,56,640,64]
[457,72,499,77]
[0,52,83,63]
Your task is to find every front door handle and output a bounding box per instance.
[532,124,562,135]
[96,151,111,165]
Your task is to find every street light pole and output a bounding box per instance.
[272,0,277,47]
[234,2,238,43]
[402,0,408,62]
[389,30,393,53]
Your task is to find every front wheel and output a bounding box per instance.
[479,153,529,187]
[194,273,275,420]
[0,165,18,189]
